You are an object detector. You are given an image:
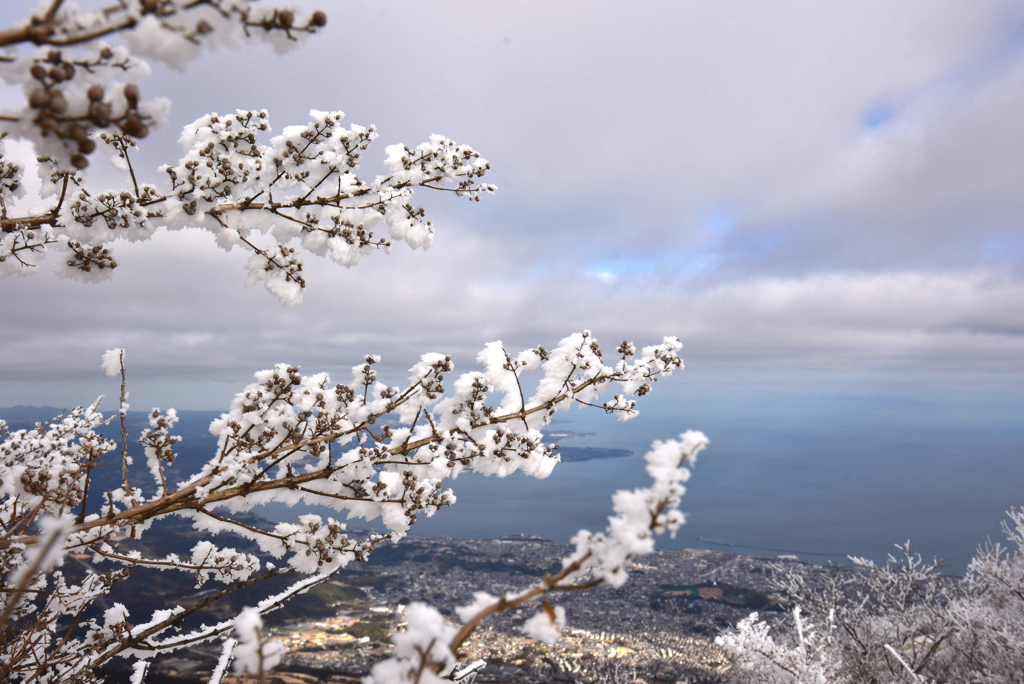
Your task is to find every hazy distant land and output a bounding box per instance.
[547,429,632,462]
[556,446,632,462]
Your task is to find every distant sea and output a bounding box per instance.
[6,383,1022,573]
[259,382,1024,574]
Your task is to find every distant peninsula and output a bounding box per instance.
[556,446,632,462]
[543,430,631,462]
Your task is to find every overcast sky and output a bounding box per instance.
[2,0,1024,412]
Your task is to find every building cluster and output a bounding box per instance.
[272,601,400,674]
[133,533,815,683]
[262,535,803,683]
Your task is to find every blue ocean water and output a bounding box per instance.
[257,380,1024,573]
[7,376,1020,573]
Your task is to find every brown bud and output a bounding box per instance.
[71,154,89,170]
[87,84,104,101]
[310,10,327,26]
[68,124,87,142]
[79,138,96,154]
[37,116,58,133]
[46,50,61,63]
[28,88,50,108]
[140,0,158,12]
[62,63,75,80]
[48,66,65,82]
[93,102,112,120]
[123,83,140,105]
[99,46,114,59]
[30,64,47,80]
[195,19,213,34]
[48,92,67,114]
[277,9,294,27]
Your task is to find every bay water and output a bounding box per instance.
[259,380,1024,573]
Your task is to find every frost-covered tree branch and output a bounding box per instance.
[363,430,709,684]
[0,0,326,52]
[0,332,689,682]
[1,2,495,304]
[1,0,327,163]
[0,111,495,304]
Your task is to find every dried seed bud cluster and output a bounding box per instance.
[63,239,117,274]
[23,49,152,170]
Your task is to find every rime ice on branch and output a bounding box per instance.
[1,108,495,302]
[0,0,328,165]
[0,331,688,682]
[1,2,493,302]
[366,429,710,684]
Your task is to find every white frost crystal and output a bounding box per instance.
[101,348,124,377]
[232,608,284,674]
[522,604,567,645]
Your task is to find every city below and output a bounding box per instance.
[125,532,820,684]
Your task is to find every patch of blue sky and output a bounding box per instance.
[981,236,1024,258]
[861,101,894,130]
[584,251,722,282]
[702,206,735,236]
[675,252,722,278]
[582,208,784,282]
[586,256,660,278]
[731,229,780,255]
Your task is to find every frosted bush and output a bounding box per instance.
[719,514,1024,684]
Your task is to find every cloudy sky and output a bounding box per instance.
[2,0,1023,414]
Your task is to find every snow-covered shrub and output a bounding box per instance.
[0,4,709,683]
[718,515,1024,684]
[944,508,1024,684]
